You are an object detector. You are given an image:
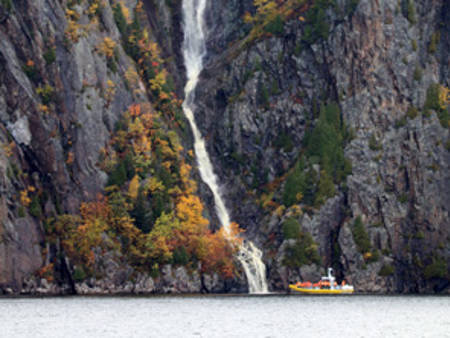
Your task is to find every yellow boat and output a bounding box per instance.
[289,268,355,295]
[289,285,354,294]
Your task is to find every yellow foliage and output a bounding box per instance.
[2,141,15,157]
[275,205,285,217]
[149,69,167,93]
[128,175,140,199]
[120,1,131,23]
[38,104,49,114]
[20,189,32,207]
[147,177,165,193]
[439,86,449,110]
[97,37,116,59]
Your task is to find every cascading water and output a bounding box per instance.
[181,0,268,294]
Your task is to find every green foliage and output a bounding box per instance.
[257,81,270,107]
[18,206,26,218]
[107,154,135,187]
[352,216,371,254]
[366,249,380,263]
[411,39,417,51]
[398,193,408,203]
[112,3,127,36]
[274,131,294,153]
[1,0,12,11]
[282,159,307,207]
[413,65,422,82]
[22,63,39,82]
[424,84,441,111]
[29,196,42,218]
[305,103,350,183]
[130,189,152,233]
[428,31,440,54]
[282,217,300,240]
[302,0,334,44]
[264,14,284,35]
[283,230,321,268]
[423,257,447,279]
[414,230,425,239]
[36,84,55,105]
[406,106,418,119]
[378,264,395,276]
[406,0,416,24]
[345,0,360,16]
[73,266,87,282]
[424,83,449,128]
[107,161,127,187]
[44,48,56,65]
[172,246,189,266]
[314,169,335,207]
[282,102,352,208]
[369,134,382,151]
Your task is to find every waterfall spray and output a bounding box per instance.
[181,0,268,293]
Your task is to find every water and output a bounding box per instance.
[181,0,268,293]
[1,295,448,337]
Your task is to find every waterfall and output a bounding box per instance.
[181,0,268,294]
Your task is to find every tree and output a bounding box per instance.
[282,159,306,207]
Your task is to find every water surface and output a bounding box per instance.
[0,295,448,337]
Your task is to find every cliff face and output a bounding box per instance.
[195,0,449,293]
[0,0,196,294]
[0,0,448,295]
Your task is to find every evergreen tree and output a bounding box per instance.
[131,189,152,233]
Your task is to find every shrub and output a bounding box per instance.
[22,60,39,82]
[282,160,306,207]
[379,264,394,276]
[369,134,382,151]
[424,257,447,279]
[18,206,26,218]
[352,216,371,254]
[365,249,380,263]
[36,84,55,104]
[398,193,408,204]
[428,31,440,54]
[283,233,320,268]
[44,48,56,65]
[73,266,87,282]
[264,15,284,35]
[424,83,449,127]
[274,131,294,153]
[172,246,189,266]
[314,169,335,207]
[282,217,300,240]
[113,3,127,35]
[406,0,416,24]
[29,196,42,218]
[406,106,418,119]
[413,65,422,82]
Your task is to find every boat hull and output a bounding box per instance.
[289,285,354,294]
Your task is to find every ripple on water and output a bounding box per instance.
[0,295,449,338]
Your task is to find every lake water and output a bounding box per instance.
[0,295,448,337]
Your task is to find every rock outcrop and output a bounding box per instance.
[195,0,449,293]
[0,0,448,294]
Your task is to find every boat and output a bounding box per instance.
[289,268,354,294]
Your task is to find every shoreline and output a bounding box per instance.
[1,292,449,299]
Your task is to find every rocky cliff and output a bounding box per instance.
[195,0,449,293]
[0,0,448,295]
